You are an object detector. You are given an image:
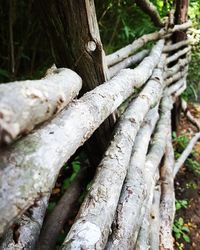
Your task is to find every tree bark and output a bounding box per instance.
[0,40,164,237]
[61,58,165,250]
[34,0,115,165]
[0,67,82,145]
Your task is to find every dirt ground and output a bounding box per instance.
[174,102,200,250]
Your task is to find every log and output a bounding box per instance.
[0,196,48,250]
[107,95,173,250]
[164,77,186,96]
[135,0,164,27]
[174,132,200,177]
[163,39,190,52]
[149,184,161,250]
[61,61,165,250]
[37,167,89,250]
[159,122,175,250]
[181,98,200,130]
[109,50,149,77]
[106,21,191,66]
[105,106,159,250]
[174,80,187,97]
[165,65,188,86]
[0,40,164,236]
[166,46,191,64]
[0,68,82,145]
[164,58,188,78]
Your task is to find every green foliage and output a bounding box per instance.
[175,199,188,210]
[173,217,190,243]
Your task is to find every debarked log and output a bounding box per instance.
[61,60,165,250]
[165,65,188,86]
[166,46,191,64]
[0,196,49,250]
[163,39,190,52]
[164,77,186,96]
[0,40,164,237]
[109,50,149,77]
[105,106,159,250]
[106,95,173,250]
[0,68,82,145]
[106,21,191,66]
[164,58,189,79]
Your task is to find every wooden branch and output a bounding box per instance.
[109,50,149,77]
[149,184,161,250]
[174,80,187,97]
[0,67,82,145]
[165,65,188,86]
[164,77,186,96]
[163,39,190,52]
[0,196,48,250]
[181,98,200,130]
[105,106,159,250]
[62,62,165,250]
[159,121,175,250]
[106,21,192,66]
[164,58,188,78]
[0,40,164,237]
[174,132,200,177]
[166,46,191,64]
[135,0,164,27]
[37,167,89,250]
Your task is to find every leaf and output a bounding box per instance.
[183,234,190,243]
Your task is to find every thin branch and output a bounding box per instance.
[163,39,190,52]
[166,46,191,64]
[135,0,164,27]
[174,132,200,177]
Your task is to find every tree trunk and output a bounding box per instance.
[34,0,115,165]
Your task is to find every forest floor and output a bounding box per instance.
[174,102,200,250]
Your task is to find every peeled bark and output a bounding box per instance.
[135,0,164,27]
[37,167,89,250]
[0,40,164,237]
[159,123,175,250]
[0,68,82,145]
[166,46,191,64]
[62,62,165,250]
[174,132,200,177]
[105,106,159,250]
[0,196,48,250]
[109,50,149,77]
[106,21,191,66]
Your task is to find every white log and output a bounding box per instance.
[61,62,165,250]
[0,68,82,145]
[106,21,192,66]
[109,50,149,77]
[174,81,187,97]
[0,196,49,250]
[149,184,161,250]
[166,46,191,65]
[164,58,188,79]
[164,78,186,96]
[0,40,164,237]
[174,132,200,177]
[105,106,159,250]
[163,39,190,52]
[165,66,188,86]
[159,122,175,250]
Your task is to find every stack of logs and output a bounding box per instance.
[0,10,200,250]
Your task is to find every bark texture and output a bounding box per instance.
[0,68,82,145]
[62,59,165,250]
[34,0,115,165]
[0,40,164,237]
